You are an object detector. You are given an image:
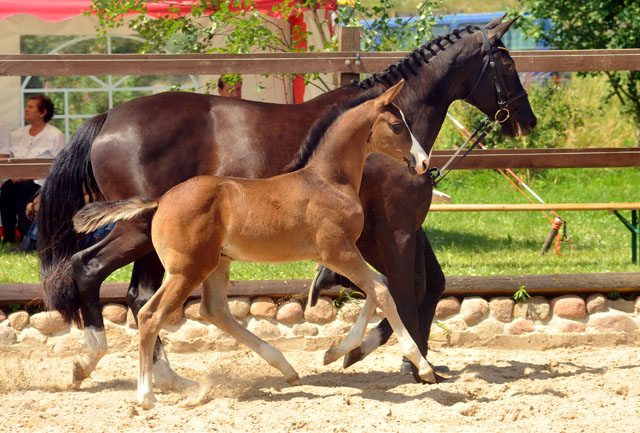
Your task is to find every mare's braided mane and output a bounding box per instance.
[358,25,478,89]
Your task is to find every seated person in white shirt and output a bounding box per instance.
[0,94,65,244]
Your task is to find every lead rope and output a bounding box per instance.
[430,117,495,187]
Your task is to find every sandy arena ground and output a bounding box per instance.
[1,343,639,433]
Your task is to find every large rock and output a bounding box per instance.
[8,311,30,331]
[435,296,460,320]
[304,296,336,324]
[247,319,281,339]
[293,322,319,337]
[250,297,277,319]
[276,301,304,324]
[228,296,251,319]
[0,327,17,345]
[586,294,607,314]
[551,295,586,319]
[635,296,640,314]
[29,311,68,335]
[338,299,365,324]
[513,296,550,321]
[506,319,535,335]
[489,297,514,323]
[553,320,586,333]
[588,313,638,333]
[102,303,127,324]
[461,297,489,326]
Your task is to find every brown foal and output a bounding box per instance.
[73,80,433,408]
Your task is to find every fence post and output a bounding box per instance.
[338,26,361,87]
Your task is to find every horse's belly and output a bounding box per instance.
[221,236,319,264]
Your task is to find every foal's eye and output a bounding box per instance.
[389,122,403,134]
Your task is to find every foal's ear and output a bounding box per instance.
[376,79,405,109]
[486,15,519,44]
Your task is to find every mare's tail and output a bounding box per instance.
[37,113,108,325]
[73,199,158,234]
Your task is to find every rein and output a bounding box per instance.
[430,27,528,187]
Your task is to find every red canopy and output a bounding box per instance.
[0,1,336,22]
[0,1,337,102]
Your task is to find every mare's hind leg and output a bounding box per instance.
[199,257,300,385]
[70,220,153,388]
[319,244,435,383]
[126,252,197,392]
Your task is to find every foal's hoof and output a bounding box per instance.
[139,393,157,410]
[285,374,302,386]
[70,360,90,389]
[323,347,342,366]
[419,367,437,384]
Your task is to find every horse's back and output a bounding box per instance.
[90,91,328,201]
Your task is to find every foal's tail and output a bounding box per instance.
[73,199,159,234]
[37,113,108,326]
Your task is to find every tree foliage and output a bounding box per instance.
[88,0,441,91]
[513,0,640,141]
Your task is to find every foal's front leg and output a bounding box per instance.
[320,248,435,383]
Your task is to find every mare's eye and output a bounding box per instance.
[505,62,515,73]
[389,122,403,134]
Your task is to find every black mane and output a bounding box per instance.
[358,25,478,89]
[283,92,379,173]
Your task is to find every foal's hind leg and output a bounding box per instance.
[199,257,301,385]
[320,246,435,383]
[127,252,197,392]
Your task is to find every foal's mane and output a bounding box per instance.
[357,25,479,89]
[284,92,378,173]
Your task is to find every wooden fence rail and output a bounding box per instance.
[1,49,640,77]
[2,272,639,306]
[3,148,640,180]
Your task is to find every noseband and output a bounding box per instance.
[464,28,528,124]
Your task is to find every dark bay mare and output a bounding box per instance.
[37,16,536,389]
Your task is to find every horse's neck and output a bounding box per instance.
[368,37,480,152]
[305,108,373,192]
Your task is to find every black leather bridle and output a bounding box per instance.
[464,27,529,124]
[430,27,529,186]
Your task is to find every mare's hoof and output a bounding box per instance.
[342,347,363,369]
[285,374,302,386]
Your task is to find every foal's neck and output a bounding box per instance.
[304,105,374,192]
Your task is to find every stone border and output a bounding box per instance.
[1,293,640,355]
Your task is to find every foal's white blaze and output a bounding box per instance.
[398,107,429,174]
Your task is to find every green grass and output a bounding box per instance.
[425,167,640,276]
[1,167,637,283]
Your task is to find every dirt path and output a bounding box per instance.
[1,344,639,433]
